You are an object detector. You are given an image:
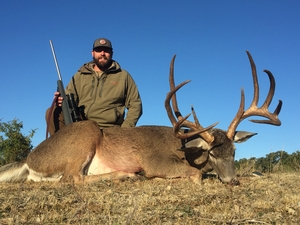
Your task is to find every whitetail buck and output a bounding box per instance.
[0,51,282,185]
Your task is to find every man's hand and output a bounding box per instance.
[54,91,64,107]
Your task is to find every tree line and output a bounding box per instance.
[235,150,300,175]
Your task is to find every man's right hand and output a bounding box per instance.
[54,91,64,107]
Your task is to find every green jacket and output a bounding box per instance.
[65,60,142,128]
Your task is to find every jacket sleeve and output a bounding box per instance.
[121,74,143,127]
[65,75,77,96]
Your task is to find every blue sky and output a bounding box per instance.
[0,1,299,160]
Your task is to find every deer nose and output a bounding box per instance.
[229,178,240,186]
[220,176,240,185]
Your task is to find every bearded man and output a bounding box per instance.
[46,38,142,135]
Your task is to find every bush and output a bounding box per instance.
[0,118,36,166]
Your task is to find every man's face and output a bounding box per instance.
[92,47,113,70]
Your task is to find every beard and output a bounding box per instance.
[93,56,112,71]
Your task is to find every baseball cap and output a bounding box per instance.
[93,38,113,50]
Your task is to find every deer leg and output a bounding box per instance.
[143,156,202,183]
[164,164,202,183]
[71,171,140,184]
[59,151,95,183]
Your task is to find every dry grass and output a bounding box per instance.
[0,172,299,225]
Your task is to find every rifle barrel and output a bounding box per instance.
[49,40,63,81]
[49,40,73,125]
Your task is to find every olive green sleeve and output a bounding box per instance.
[121,74,143,127]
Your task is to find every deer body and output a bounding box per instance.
[0,120,254,184]
[0,51,282,185]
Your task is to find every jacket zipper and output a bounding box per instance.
[90,76,96,97]
[98,74,107,97]
[86,75,100,117]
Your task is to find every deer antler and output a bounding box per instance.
[227,51,282,140]
[165,55,218,143]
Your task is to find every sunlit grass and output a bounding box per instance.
[0,172,299,224]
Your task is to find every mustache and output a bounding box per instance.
[98,56,108,60]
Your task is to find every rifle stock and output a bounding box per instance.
[49,40,73,125]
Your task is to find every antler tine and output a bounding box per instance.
[169,55,183,120]
[191,106,219,136]
[165,80,217,140]
[165,79,191,127]
[165,55,216,143]
[247,51,259,108]
[173,114,218,139]
[261,70,275,108]
[227,51,282,140]
[167,54,194,127]
[248,69,282,125]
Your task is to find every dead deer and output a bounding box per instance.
[0,51,282,185]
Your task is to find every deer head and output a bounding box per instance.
[164,51,282,184]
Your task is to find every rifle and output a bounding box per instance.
[49,40,82,125]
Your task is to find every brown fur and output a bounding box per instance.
[0,120,255,184]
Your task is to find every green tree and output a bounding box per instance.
[255,157,269,173]
[0,118,36,166]
[289,151,300,171]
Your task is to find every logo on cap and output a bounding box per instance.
[99,39,107,45]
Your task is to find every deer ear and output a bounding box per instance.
[233,131,257,143]
[179,138,211,152]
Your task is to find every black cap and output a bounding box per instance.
[93,38,113,50]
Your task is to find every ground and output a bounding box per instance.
[0,172,299,224]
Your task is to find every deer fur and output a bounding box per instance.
[0,120,256,184]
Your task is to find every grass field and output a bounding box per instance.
[0,172,299,224]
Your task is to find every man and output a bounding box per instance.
[46,38,142,135]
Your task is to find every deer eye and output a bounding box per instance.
[209,152,216,158]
